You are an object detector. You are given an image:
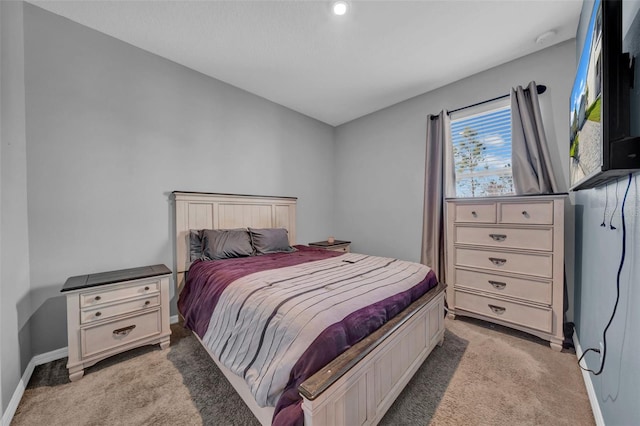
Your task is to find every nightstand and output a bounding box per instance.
[308,239,351,253]
[61,264,172,381]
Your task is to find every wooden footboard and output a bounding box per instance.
[299,283,446,426]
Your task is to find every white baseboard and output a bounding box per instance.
[2,318,182,425]
[33,347,68,366]
[1,359,34,426]
[1,346,68,426]
[573,330,605,426]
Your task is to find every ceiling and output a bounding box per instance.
[30,0,583,126]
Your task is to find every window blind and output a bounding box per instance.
[450,103,514,197]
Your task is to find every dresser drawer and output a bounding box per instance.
[455,226,553,251]
[500,201,553,225]
[455,248,552,278]
[80,295,160,324]
[81,309,162,358]
[80,280,159,308]
[455,290,552,333]
[455,269,552,305]
[454,203,496,223]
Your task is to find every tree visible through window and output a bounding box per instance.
[450,104,514,197]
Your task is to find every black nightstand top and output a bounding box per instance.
[308,240,351,248]
[61,264,171,292]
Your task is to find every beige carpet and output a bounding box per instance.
[12,318,594,426]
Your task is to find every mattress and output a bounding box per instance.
[178,245,438,425]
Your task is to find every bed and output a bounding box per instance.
[172,191,446,426]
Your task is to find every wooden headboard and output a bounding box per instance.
[172,191,297,290]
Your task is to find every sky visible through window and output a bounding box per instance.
[451,105,514,197]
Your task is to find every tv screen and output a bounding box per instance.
[570,0,640,191]
[570,0,604,188]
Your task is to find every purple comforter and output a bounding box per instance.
[178,246,438,425]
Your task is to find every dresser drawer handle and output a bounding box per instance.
[488,280,507,290]
[144,286,150,291]
[95,311,102,317]
[522,210,529,218]
[489,234,507,242]
[489,257,507,266]
[471,211,478,217]
[94,296,101,301]
[144,300,151,306]
[113,325,136,337]
[488,304,506,315]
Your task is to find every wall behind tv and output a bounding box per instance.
[572,1,640,424]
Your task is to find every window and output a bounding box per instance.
[450,100,514,197]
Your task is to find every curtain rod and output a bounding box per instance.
[430,84,547,119]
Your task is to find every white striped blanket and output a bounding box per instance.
[201,252,433,407]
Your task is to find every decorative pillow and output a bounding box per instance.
[189,230,204,262]
[248,228,296,255]
[201,229,253,260]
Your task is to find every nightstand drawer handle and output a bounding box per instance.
[489,257,507,266]
[488,304,506,315]
[489,234,507,242]
[144,300,151,306]
[144,286,150,291]
[113,325,136,337]
[94,296,101,301]
[471,211,478,217]
[488,280,507,290]
[95,311,102,317]
[522,210,529,217]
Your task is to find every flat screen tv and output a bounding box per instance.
[570,0,640,191]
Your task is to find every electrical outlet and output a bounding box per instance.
[599,341,604,361]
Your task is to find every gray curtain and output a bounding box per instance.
[421,111,453,283]
[511,81,559,194]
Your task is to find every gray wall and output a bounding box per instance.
[1,0,32,412]
[1,2,335,411]
[5,2,637,423]
[332,41,578,327]
[333,41,576,262]
[572,1,640,424]
[23,3,336,351]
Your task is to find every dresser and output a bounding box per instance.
[61,264,172,381]
[445,195,566,351]
[308,239,351,253]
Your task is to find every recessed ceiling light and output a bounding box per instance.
[332,1,349,16]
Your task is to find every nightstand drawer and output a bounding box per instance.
[500,201,553,225]
[455,269,552,305]
[455,290,552,333]
[81,309,162,358]
[455,226,553,251]
[80,281,159,308]
[327,244,350,253]
[308,239,351,252]
[455,247,552,278]
[455,203,496,223]
[80,295,160,324]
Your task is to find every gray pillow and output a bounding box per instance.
[189,230,203,262]
[201,229,253,260]
[248,228,296,255]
